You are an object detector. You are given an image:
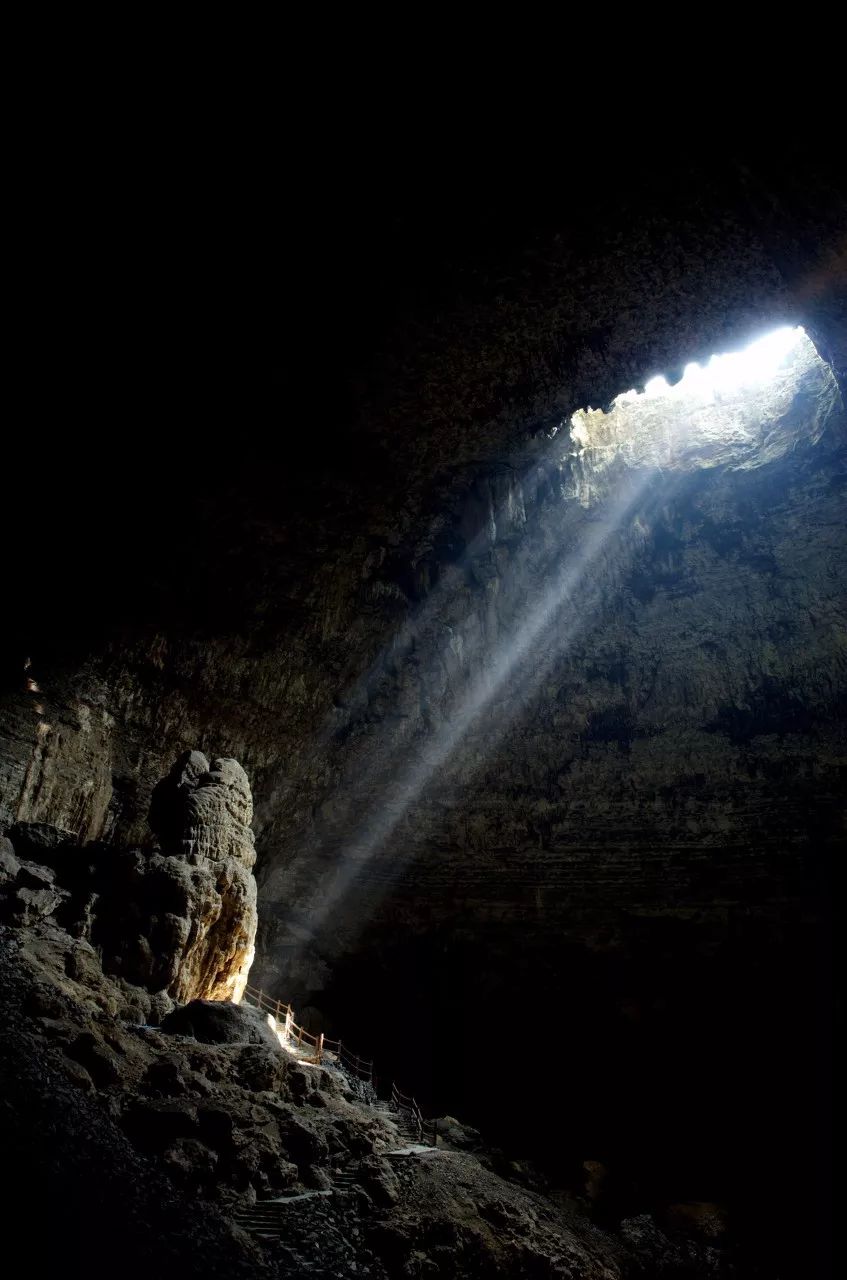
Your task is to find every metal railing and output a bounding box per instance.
[390,1081,438,1147]
[241,983,436,1146]
[243,983,324,1063]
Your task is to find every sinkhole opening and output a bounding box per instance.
[568,325,834,473]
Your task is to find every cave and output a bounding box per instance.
[1,131,843,1279]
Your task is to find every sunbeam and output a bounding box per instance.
[261,321,834,957]
[299,463,662,933]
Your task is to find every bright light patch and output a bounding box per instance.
[569,326,829,476]
[624,326,806,407]
[643,375,670,399]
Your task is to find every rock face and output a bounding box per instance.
[146,752,258,1002]
[0,752,258,1005]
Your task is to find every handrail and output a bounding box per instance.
[389,1081,437,1147]
[241,984,436,1145]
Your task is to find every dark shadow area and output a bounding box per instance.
[316,890,833,1277]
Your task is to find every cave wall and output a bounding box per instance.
[3,157,845,853]
[1,159,844,1233]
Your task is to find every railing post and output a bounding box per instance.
[284,1007,293,1040]
[317,1032,324,1064]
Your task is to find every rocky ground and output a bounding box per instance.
[0,823,744,1279]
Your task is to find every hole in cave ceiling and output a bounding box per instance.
[567,326,833,474]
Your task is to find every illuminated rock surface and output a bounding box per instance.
[148,751,258,1002]
[1,752,258,1004]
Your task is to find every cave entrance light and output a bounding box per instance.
[569,326,828,473]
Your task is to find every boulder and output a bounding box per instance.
[434,1114,482,1150]
[356,1155,400,1207]
[234,1044,288,1092]
[5,821,75,861]
[65,1032,120,1087]
[160,999,279,1047]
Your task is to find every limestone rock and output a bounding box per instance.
[150,752,255,868]
[138,752,258,1003]
[67,753,259,1004]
